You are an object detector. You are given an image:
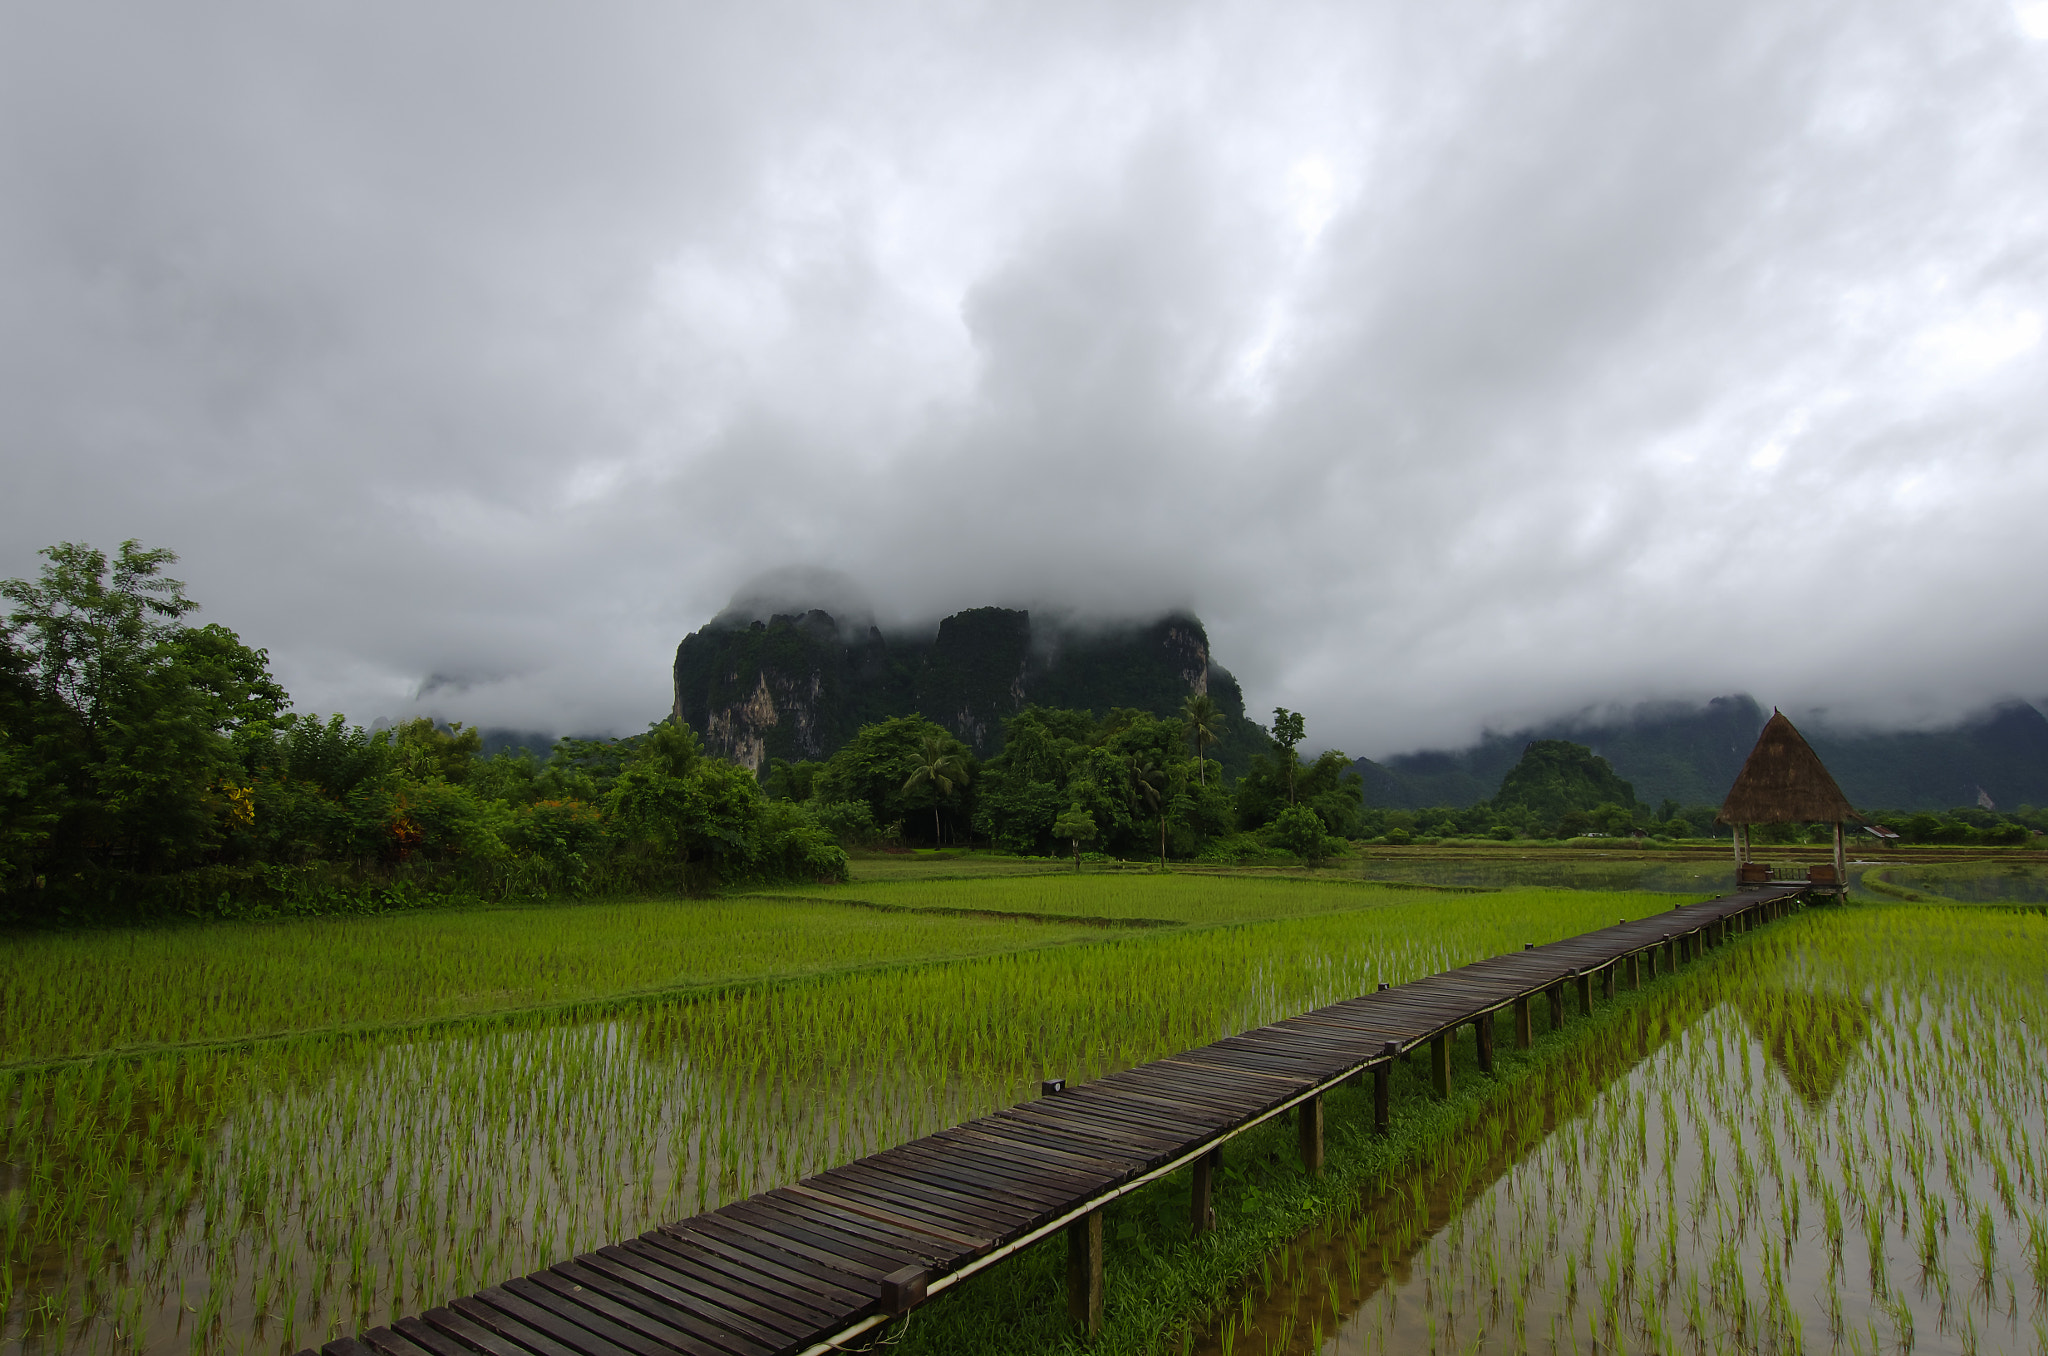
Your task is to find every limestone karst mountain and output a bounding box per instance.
[671,603,1265,772]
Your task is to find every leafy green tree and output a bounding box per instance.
[2,541,288,882]
[762,758,823,802]
[1266,803,1338,864]
[1181,693,1222,785]
[815,715,971,843]
[1052,805,1097,872]
[393,718,483,785]
[1270,707,1306,803]
[1126,752,1167,867]
[902,733,971,846]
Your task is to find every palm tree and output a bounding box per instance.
[1181,693,1221,785]
[902,734,970,847]
[1127,753,1167,869]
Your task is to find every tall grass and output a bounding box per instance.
[0,886,1685,1356]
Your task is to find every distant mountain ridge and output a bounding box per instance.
[1356,696,2048,813]
[671,605,1265,771]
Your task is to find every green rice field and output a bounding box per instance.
[0,880,1693,1356]
[1191,904,2048,1355]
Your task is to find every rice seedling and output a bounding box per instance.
[1185,903,2048,1356]
[1,884,1672,1356]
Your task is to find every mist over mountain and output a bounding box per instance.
[1357,696,2048,814]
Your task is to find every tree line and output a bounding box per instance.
[0,542,846,923]
[759,697,1365,867]
[0,540,1369,924]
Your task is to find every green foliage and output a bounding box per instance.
[0,542,848,921]
[1491,740,1641,831]
[814,715,974,846]
[967,705,1248,860]
[1236,747,1365,838]
[1264,803,1341,864]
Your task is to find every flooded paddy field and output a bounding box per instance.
[0,885,1687,1356]
[1190,904,2048,1356]
[1359,849,2048,907]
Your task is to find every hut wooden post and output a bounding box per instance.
[1833,821,1846,893]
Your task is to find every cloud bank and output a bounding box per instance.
[4,0,2046,754]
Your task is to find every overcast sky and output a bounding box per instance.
[6,1,2048,756]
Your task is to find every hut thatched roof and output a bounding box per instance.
[1718,711,1863,825]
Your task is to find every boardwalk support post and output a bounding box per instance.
[1627,952,1641,990]
[1191,1148,1218,1237]
[1429,1032,1452,1098]
[1475,1012,1494,1074]
[1601,962,1616,1001]
[1374,1041,1396,1133]
[1068,1208,1103,1336]
[1299,1094,1324,1176]
[1575,971,1593,1017]
[1546,983,1565,1030]
[1513,996,1533,1049]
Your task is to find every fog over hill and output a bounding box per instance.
[1357,696,2048,815]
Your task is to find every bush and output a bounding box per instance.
[1195,832,1293,865]
[815,798,883,847]
[1264,804,1341,865]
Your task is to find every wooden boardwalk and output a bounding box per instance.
[303,884,1811,1356]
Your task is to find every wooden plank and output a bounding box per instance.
[815,1159,1034,1233]
[943,1120,1135,1178]
[392,1317,485,1356]
[518,1269,761,1356]
[622,1233,851,1326]
[359,1328,442,1356]
[468,1286,669,1356]
[422,1304,574,1356]
[871,1140,1084,1209]
[718,1197,917,1276]
[954,1117,1139,1174]
[923,1125,1118,1186]
[778,1180,997,1250]
[643,1225,869,1310]
[569,1253,814,1356]
[581,1244,812,1352]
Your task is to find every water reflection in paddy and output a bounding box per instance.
[1190,905,2048,1356]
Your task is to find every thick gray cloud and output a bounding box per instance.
[4,0,2046,754]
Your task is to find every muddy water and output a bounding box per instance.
[1189,912,2048,1356]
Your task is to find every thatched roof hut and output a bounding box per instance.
[1718,711,1862,826]
[1719,710,1862,891]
